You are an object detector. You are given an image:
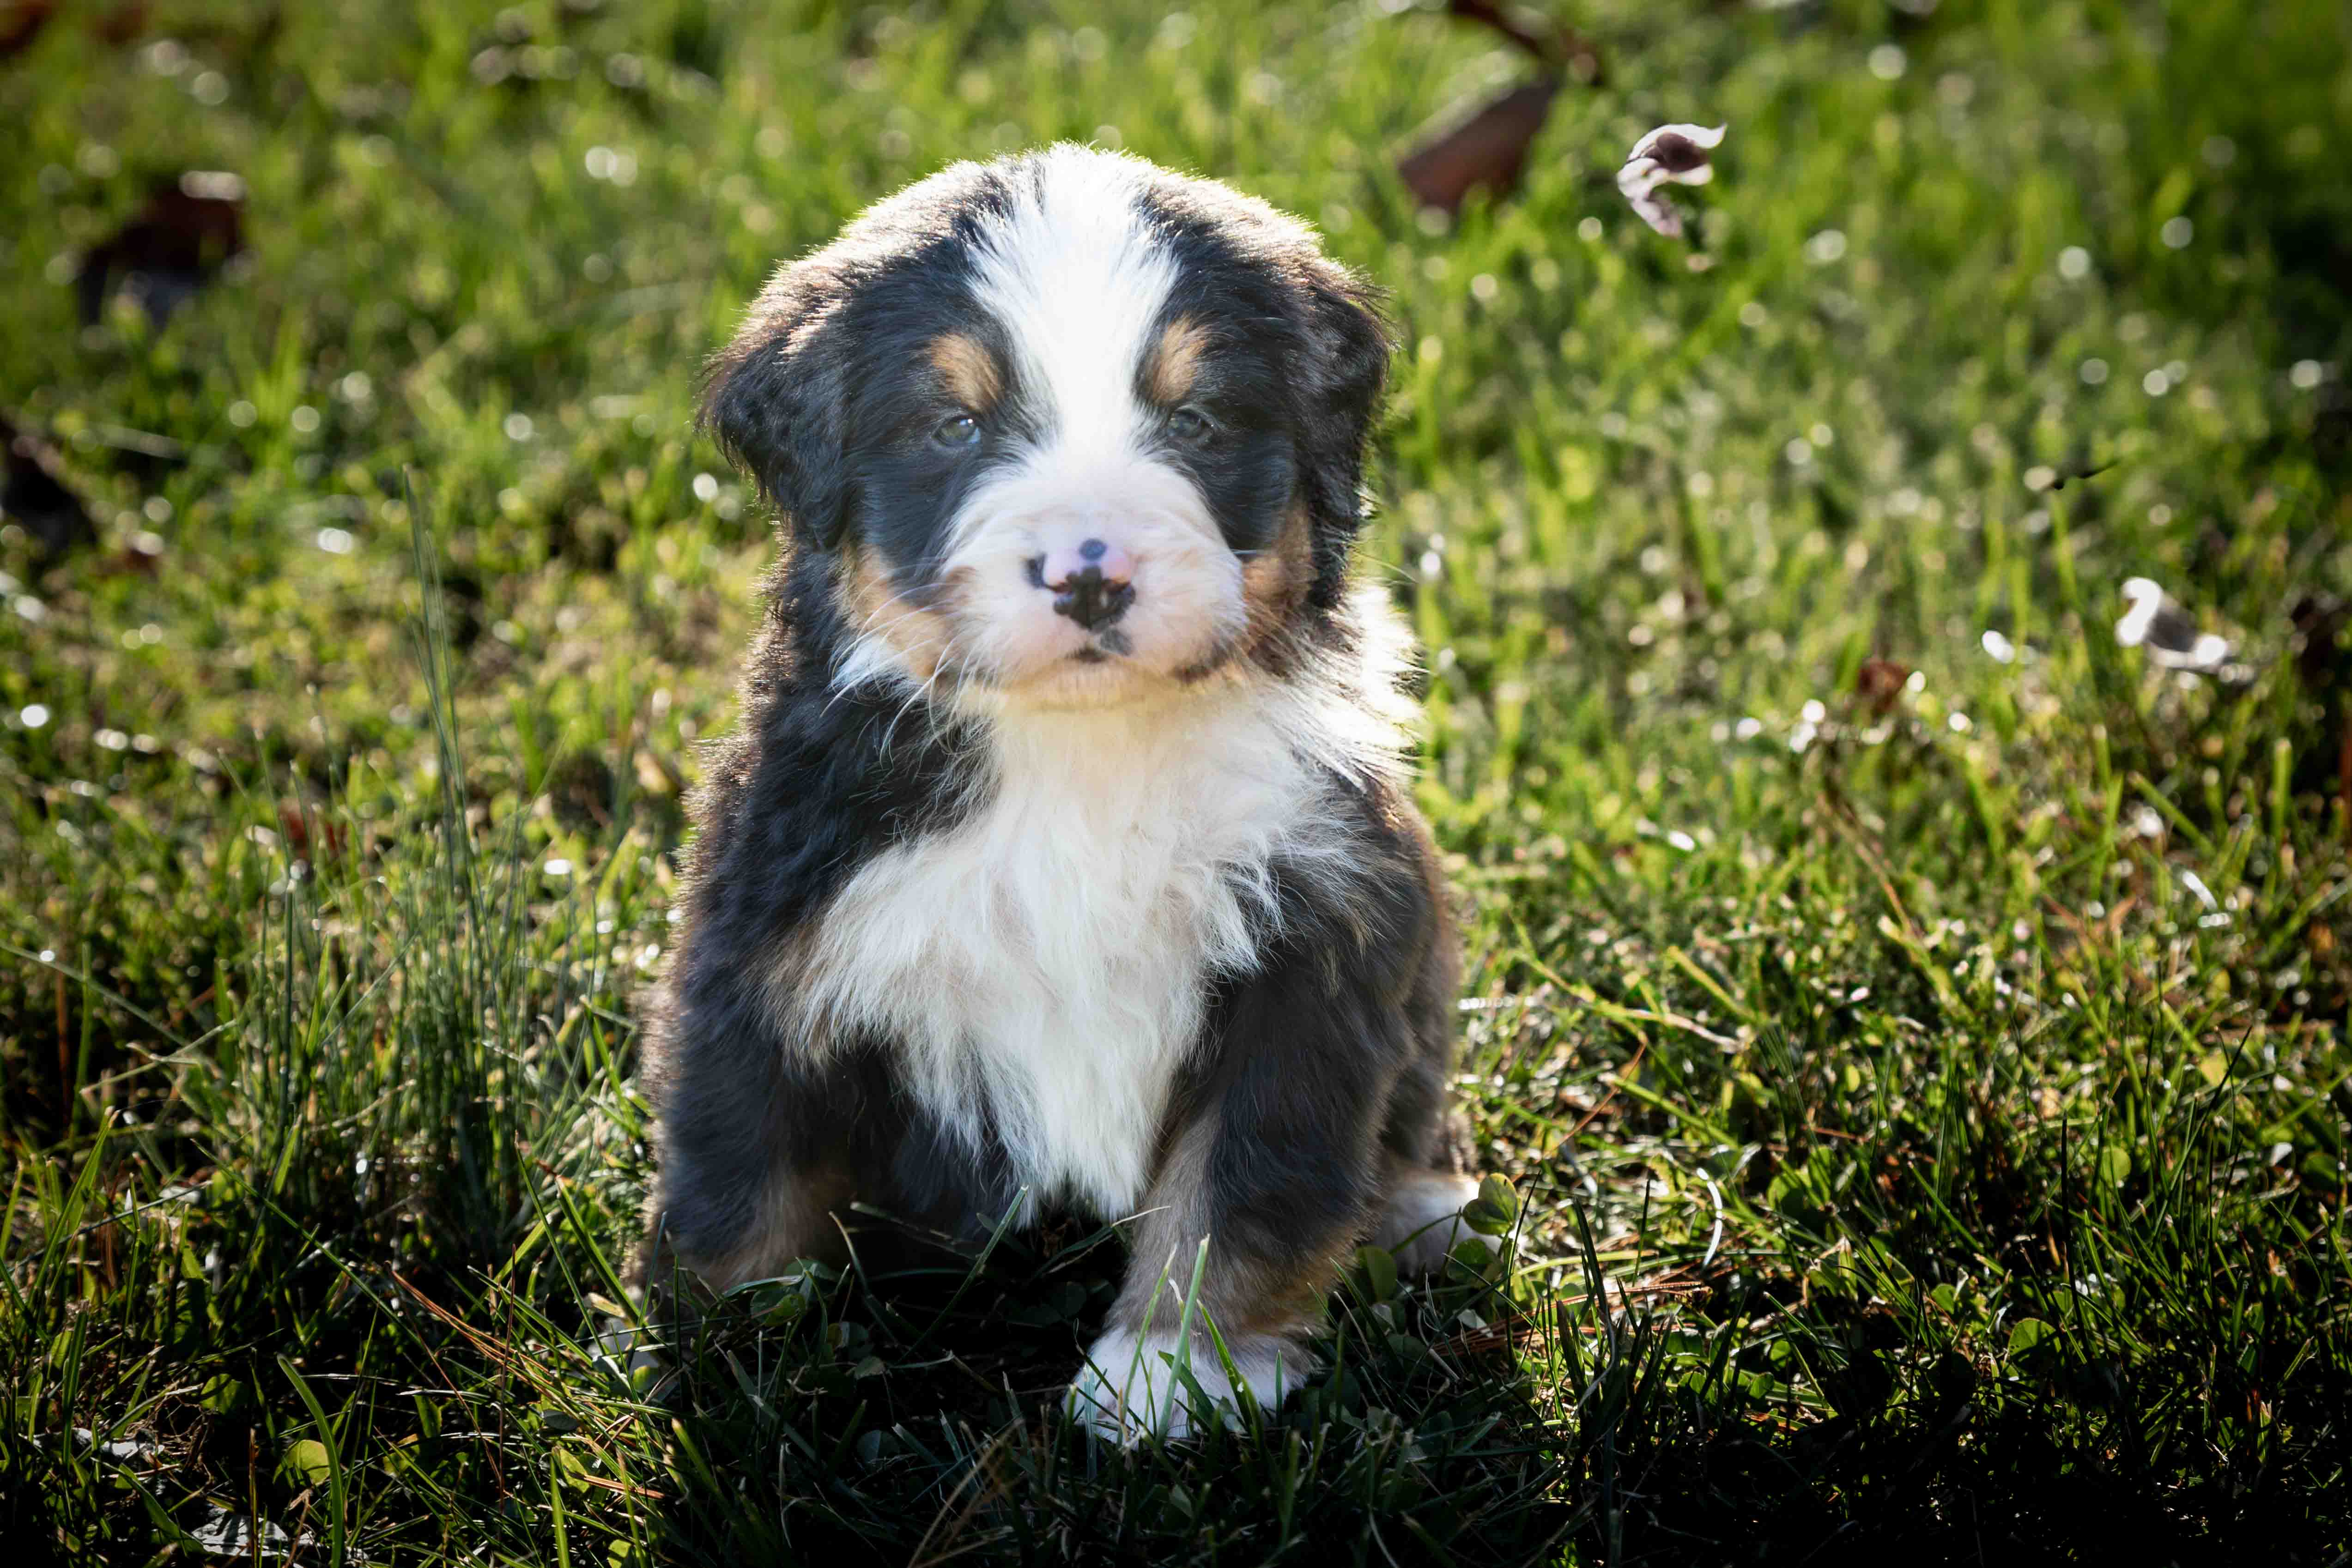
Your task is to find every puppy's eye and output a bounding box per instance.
[932,412,982,449]
[1165,405,1217,446]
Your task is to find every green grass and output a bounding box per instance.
[5,0,2351,1559]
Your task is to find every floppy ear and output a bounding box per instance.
[701,262,854,550]
[1294,261,1393,608]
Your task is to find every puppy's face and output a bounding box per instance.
[706,148,1388,710]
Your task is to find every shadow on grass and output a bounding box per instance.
[627,1193,2349,1565]
[636,1205,1578,1565]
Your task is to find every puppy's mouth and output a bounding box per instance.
[1069,628,1133,664]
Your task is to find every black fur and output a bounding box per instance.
[1183,780,1451,1262]
[642,563,988,1268]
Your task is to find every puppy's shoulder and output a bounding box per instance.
[677,559,985,977]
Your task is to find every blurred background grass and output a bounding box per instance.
[3,0,2349,1561]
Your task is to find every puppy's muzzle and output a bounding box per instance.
[1029,538,1136,633]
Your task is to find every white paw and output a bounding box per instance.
[1067,1327,1303,1443]
[1373,1171,1501,1275]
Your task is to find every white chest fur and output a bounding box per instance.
[785,680,1364,1219]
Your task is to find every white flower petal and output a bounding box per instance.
[1622,186,1685,236]
[1618,162,1667,199]
[1628,123,1727,164]
[1619,124,1725,237]
[2113,578,2163,648]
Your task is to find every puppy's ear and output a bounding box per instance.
[1294,261,1393,606]
[701,263,853,550]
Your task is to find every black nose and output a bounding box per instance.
[1030,541,1135,632]
[1051,565,1133,631]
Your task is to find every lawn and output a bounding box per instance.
[4,0,2350,1560]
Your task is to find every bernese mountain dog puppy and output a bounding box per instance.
[642,145,1485,1441]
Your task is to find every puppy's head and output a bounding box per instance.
[705,145,1388,710]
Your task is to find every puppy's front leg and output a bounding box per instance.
[1069,956,1409,1442]
[638,978,858,1306]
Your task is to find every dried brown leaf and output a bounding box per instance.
[1,413,97,559]
[1443,0,1604,83]
[76,173,248,327]
[1397,79,1561,217]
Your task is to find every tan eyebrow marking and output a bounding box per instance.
[1144,316,1211,405]
[928,332,1001,411]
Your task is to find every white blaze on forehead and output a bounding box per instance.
[970,148,1178,458]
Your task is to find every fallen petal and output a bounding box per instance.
[1627,123,1726,176]
[2116,577,2232,671]
[2150,631,2234,672]
[1620,182,1686,237]
[1619,124,1725,236]
[2113,577,2165,647]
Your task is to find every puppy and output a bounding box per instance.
[642,145,1483,1440]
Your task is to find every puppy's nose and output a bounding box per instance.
[1031,538,1135,632]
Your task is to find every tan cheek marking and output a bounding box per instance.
[1170,504,1310,686]
[1146,317,1212,406]
[928,332,1000,412]
[844,550,957,681]
[1240,503,1314,654]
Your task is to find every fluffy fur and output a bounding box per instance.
[640,145,1481,1441]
